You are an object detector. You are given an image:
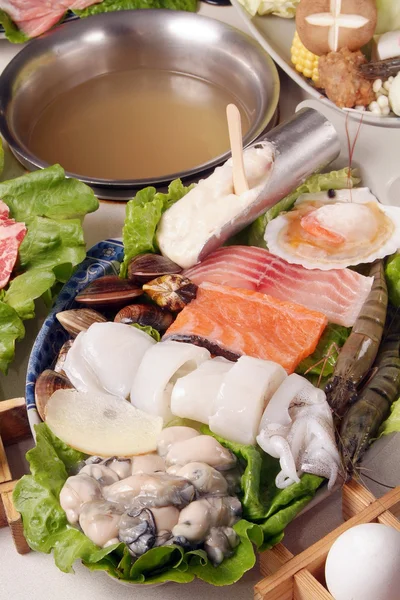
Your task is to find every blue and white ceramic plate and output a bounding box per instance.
[25,238,124,436]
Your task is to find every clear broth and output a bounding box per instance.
[28,69,250,180]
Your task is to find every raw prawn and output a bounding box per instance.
[325,260,388,421]
[359,57,400,79]
[339,310,400,476]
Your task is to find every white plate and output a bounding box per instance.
[231,0,400,128]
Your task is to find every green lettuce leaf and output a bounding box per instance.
[0,10,29,43]
[186,519,263,586]
[296,324,350,387]
[379,398,400,437]
[0,164,99,224]
[13,424,120,570]
[376,0,400,34]
[14,424,261,585]
[236,0,299,18]
[0,164,98,373]
[16,217,86,273]
[17,423,316,585]
[120,179,194,277]
[200,427,324,549]
[385,253,400,307]
[244,168,360,248]
[0,301,25,374]
[131,323,161,342]
[4,270,56,320]
[74,0,197,17]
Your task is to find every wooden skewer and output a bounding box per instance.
[226,103,249,195]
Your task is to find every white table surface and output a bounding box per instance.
[0,5,399,600]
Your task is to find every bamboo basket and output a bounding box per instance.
[0,397,31,554]
[255,479,400,599]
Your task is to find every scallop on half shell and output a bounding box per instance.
[264,188,400,270]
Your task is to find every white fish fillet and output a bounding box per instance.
[209,356,287,445]
[81,322,156,399]
[184,246,373,327]
[171,357,234,424]
[131,341,210,423]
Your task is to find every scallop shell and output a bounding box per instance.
[264,188,400,270]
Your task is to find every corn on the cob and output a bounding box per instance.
[291,31,319,84]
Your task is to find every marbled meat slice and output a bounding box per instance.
[184,246,372,327]
[0,0,101,38]
[0,200,9,218]
[0,206,26,290]
[163,282,327,373]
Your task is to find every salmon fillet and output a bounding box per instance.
[163,282,328,374]
[184,246,373,327]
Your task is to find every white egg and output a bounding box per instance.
[325,523,400,600]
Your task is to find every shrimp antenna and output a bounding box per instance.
[303,341,341,388]
[345,111,364,199]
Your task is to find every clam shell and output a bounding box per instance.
[143,275,197,312]
[56,308,107,337]
[35,369,74,421]
[54,339,74,374]
[114,303,174,331]
[127,253,182,285]
[75,275,143,307]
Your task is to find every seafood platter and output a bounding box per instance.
[232,0,400,123]
[0,99,395,595]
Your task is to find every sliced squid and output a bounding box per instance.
[209,357,287,445]
[63,331,104,395]
[131,341,210,423]
[80,322,156,399]
[256,374,341,489]
[170,357,234,424]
